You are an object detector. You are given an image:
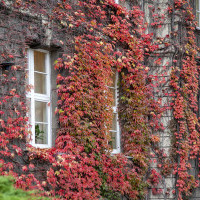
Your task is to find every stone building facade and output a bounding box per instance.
[0,0,200,200]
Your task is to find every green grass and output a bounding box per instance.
[0,176,48,200]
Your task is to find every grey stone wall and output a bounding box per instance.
[1,0,200,199]
[0,1,70,183]
[144,0,176,199]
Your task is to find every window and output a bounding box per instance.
[115,0,131,10]
[26,49,51,148]
[196,0,200,27]
[108,69,121,154]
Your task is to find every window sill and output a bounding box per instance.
[30,144,52,149]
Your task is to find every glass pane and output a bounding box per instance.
[25,69,29,85]
[35,123,47,144]
[35,101,47,123]
[34,51,46,72]
[109,131,117,149]
[112,113,117,131]
[197,12,200,27]
[109,88,116,106]
[197,0,200,26]
[34,72,46,94]
[111,70,116,88]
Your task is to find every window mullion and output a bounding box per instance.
[35,121,48,124]
[34,94,50,102]
[46,52,50,98]
[34,71,48,75]
[46,52,51,147]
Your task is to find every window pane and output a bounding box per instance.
[197,0,200,27]
[109,131,117,149]
[25,69,29,85]
[110,69,117,106]
[35,123,48,144]
[34,51,46,72]
[111,70,116,88]
[112,113,117,131]
[109,88,116,106]
[34,72,46,94]
[35,101,47,122]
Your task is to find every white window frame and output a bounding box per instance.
[196,0,200,29]
[108,71,121,154]
[26,49,52,148]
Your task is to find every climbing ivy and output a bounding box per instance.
[0,0,200,200]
